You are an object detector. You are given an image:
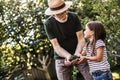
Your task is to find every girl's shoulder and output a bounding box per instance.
[96,39,105,48]
[96,39,104,43]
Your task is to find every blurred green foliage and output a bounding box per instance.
[0,0,120,79]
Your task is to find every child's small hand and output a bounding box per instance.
[76,56,86,64]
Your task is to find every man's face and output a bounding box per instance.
[53,11,68,23]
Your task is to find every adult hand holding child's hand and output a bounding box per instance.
[64,55,80,66]
[75,55,86,64]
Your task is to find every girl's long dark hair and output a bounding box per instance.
[86,21,106,55]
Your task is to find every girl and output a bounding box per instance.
[80,21,113,80]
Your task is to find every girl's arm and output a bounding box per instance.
[84,46,104,62]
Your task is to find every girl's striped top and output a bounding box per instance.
[83,39,110,73]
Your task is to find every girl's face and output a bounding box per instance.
[84,25,94,39]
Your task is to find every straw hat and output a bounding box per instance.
[45,0,72,15]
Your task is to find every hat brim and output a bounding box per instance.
[45,1,72,15]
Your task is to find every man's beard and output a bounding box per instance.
[55,15,68,23]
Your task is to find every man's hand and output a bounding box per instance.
[64,59,72,66]
[69,55,80,65]
[69,55,80,61]
[64,55,85,66]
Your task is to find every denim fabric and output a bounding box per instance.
[92,70,113,80]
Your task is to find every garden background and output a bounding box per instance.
[0,0,120,80]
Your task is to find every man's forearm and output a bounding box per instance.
[74,38,86,55]
[53,46,71,59]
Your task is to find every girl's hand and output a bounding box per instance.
[76,56,86,64]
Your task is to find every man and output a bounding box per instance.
[44,0,93,80]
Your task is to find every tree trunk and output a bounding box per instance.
[44,69,51,80]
